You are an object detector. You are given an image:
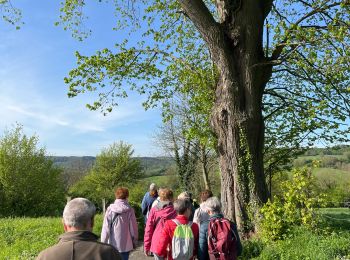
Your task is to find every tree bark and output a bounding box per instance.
[180,0,273,233]
[200,145,210,190]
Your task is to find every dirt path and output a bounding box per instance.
[129,242,150,260]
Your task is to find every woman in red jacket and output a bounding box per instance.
[153,199,199,260]
[144,188,177,258]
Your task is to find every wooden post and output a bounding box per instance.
[102,198,106,215]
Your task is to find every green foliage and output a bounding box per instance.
[0,0,23,29]
[69,141,142,204]
[253,226,350,260]
[58,0,350,188]
[0,125,65,217]
[260,167,324,241]
[240,238,265,259]
[127,182,147,204]
[241,208,350,259]
[129,201,145,239]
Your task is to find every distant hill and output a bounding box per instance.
[294,145,350,170]
[48,156,175,177]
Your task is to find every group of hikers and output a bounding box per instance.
[36,183,242,260]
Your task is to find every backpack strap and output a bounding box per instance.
[110,212,120,230]
[172,219,181,226]
[172,219,193,227]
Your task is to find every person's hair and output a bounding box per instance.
[159,188,173,201]
[149,183,157,191]
[177,191,191,200]
[174,199,192,215]
[149,183,158,197]
[115,187,129,199]
[63,198,96,228]
[200,190,213,203]
[205,197,221,214]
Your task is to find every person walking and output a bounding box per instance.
[36,198,121,260]
[177,191,196,221]
[153,199,199,260]
[198,197,242,260]
[144,188,177,259]
[193,190,213,228]
[141,183,158,223]
[101,187,138,260]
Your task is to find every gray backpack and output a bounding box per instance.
[171,219,194,260]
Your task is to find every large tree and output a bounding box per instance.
[156,94,216,190]
[60,0,350,232]
[69,141,142,204]
[0,125,65,217]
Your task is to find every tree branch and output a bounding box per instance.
[270,1,342,60]
[178,0,220,47]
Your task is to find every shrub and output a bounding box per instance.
[69,141,142,206]
[260,167,325,241]
[0,125,65,217]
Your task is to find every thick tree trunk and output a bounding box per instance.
[180,0,273,233]
[211,69,269,233]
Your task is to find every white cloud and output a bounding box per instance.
[0,6,163,156]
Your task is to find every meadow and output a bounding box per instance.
[1,209,349,259]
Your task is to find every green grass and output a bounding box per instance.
[141,174,175,187]
[241,208,350,260]
[313,167,350,183]
[0,215,103,260]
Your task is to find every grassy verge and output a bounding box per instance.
[0,215,103,260]
[1,208,350,259]
[241,208,350,260]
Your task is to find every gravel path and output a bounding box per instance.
[129,242,150,260]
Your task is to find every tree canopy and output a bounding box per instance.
[0,0,22,29]
[69,141,142,204]
[0,125,65,217]
[59,0,350,232]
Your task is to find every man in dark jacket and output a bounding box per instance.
[198,197,242,260]
[36,198,121,260]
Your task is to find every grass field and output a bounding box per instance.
[313,167,350,184]
[141,174,175,187]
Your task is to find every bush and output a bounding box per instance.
[0,125,65,217]
[260,167,324,241]
[129,201,145,240]
[69,141,142,206]
[240,238,265,259]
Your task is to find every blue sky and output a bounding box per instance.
[0,1,163,156]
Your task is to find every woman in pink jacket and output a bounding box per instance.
[101,187,138,260]
[144,188,176,259]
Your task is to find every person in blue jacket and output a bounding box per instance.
[141,183,158,223]
[198,197,242,260]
